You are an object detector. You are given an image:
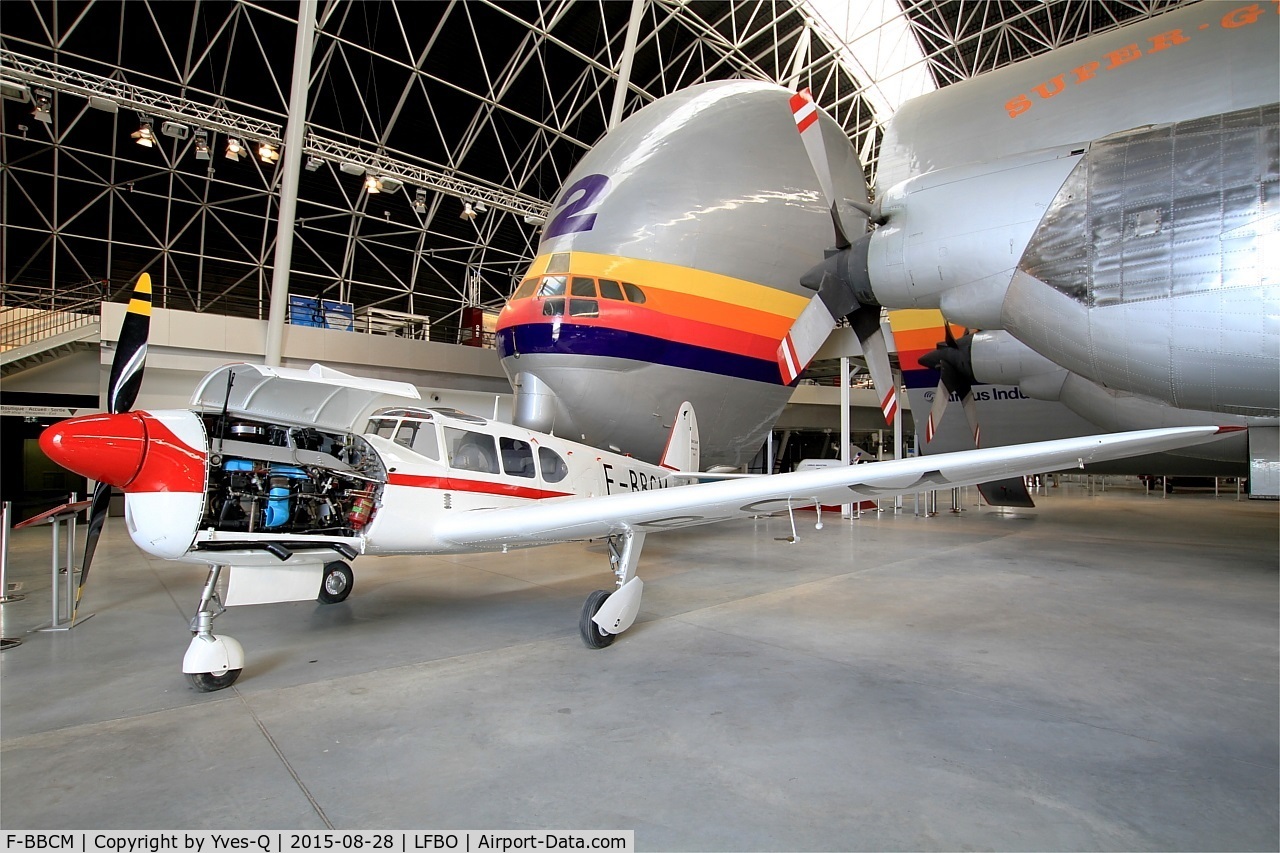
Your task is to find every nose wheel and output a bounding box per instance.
[183,564,244,692]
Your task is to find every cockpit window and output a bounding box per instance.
[513,278,538,300]
[599,279,624,300]
[623,282,646,304]
[368,418,397,440]
[542,298,565,316]
[410,422,440,460]
[546,253,571,274]
[537,275,567,297]
[571,277,597,297]
[499,437,535,478]
[569,299,599,317]
[539,447,568,483]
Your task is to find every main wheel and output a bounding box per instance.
[186,669,242,692]
[580,589,615,649]
[318,561,354,604]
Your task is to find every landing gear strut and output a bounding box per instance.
[183,564,244,692]
[578,529,646,648]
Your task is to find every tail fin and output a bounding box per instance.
[659,402,700,472]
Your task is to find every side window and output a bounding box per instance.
[542,298,565,316]
[411,422,440,460]
[598,279,624,300]
[536,275,567,297]
[367,418,398,440]
[513,278,538,300]
[393,421,419,449]
[539,447,568,483]
[623,282,646,304]
[444,427,499,474]
[499,437,535,478]
[569,299,599,317]
[571,277,597,297]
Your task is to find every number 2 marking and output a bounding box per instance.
[545,173,609,239]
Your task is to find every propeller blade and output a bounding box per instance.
[925,377,949,444]
[778,295,837,384]
[74,271,152,620]
[849,308,899,424]
[107,273,152,414]
[73,480,112,623]
[788,88,867,248]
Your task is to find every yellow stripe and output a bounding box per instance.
[127,272,153,316]
[887,308,946,333]
[524,251,809,318]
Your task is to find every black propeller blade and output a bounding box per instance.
[74,272,152,622]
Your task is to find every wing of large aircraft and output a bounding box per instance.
[435,426,1228,548]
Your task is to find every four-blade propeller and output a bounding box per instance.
[776,89,898,425]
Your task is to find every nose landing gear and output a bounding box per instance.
[183,563,244,691]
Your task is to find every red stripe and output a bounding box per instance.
[882,391,899,423]
[499,299,784,362]
[925,415,936,443]
[387,473,570,500]
[789,90,811,112]
[794,110,818,133]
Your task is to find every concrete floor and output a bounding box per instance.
[1,481,1276,850]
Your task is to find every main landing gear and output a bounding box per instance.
[579,530,646,649]
[183,564,244,692]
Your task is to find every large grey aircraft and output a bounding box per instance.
[496,1,1278,470]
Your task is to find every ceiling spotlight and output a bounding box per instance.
[338,161,366,176]
[87,95,117,113]
[305,155,324,172]
[258,141,279,164]
[365,175,382,194]
[473,201,488,214]
[460,201,477,221]
[131,116,155,148]
[193,129,210,160]
[225,137,243,161]
[523,214,546,226]
[31,88,52,124]
[160,120,190,140]
[412,188,427,214]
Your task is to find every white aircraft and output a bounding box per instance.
[41,275,1233,691]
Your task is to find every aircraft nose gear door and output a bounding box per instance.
[580,529,646,648]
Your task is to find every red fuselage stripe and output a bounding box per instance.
[387,473,571,500]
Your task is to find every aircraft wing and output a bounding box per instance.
[434,426,1229,549]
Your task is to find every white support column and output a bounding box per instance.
[608,0,646,131]
[264,0,318,367]
[894,372,904,512]
[840,355,852,519]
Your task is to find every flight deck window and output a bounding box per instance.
[368,418,398,441]
[410,423,440,460]
[569,299,599,317]
[542,298,565,316]
[539,447,568,483]
[393,421,419,448]
[623,282,646,304]
[546,253,571,274]
[537,275,566,297]
[513,278,538,300]
[599,279,624,300]
[571,277,597,297]
[444,427,498,474]
[499,437,535,478]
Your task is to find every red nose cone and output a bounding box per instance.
[40,413,147,488]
